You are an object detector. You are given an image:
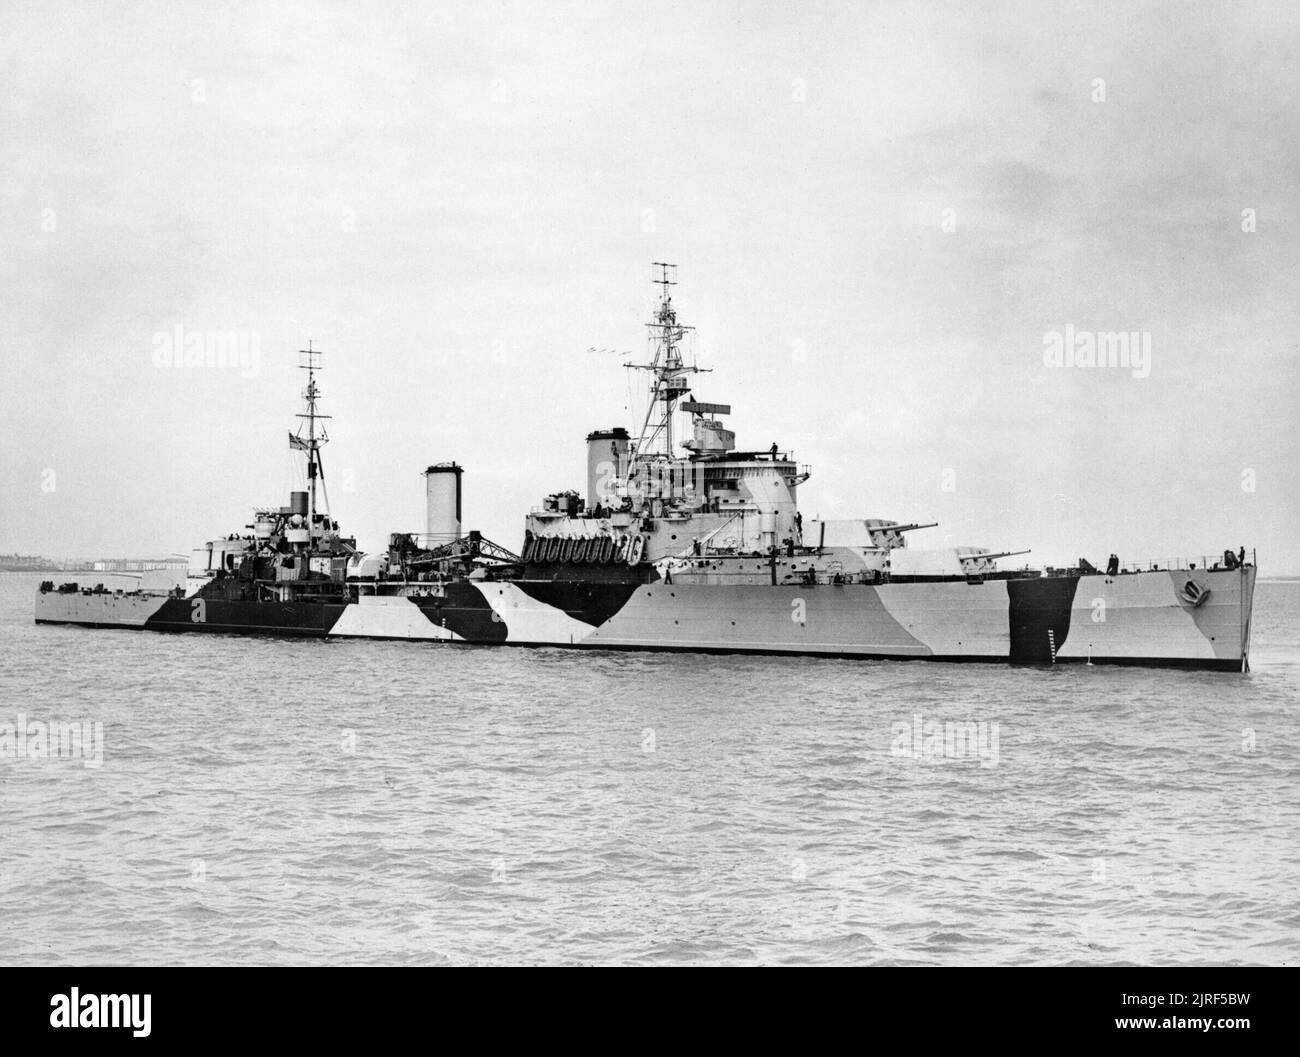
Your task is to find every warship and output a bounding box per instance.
[36,265,1256,671]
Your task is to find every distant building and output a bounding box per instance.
[0,553,71,571]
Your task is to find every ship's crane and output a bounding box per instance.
[388,531,522,579]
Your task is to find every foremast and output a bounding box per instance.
[624,262,707,473]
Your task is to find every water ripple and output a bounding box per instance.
[2,573,1297,964]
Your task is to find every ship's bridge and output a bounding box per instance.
[527,441,810,560]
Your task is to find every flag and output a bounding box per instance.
[289,431,310,451]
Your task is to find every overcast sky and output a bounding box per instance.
[3,0,1297,572]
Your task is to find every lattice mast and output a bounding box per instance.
[624,263,706,468]
[293,341,332,532]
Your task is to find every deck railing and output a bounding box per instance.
[1109,549,1256,574]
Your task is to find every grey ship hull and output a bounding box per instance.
[35,564,1255,671]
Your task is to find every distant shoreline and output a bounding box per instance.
[0,565,185,574]
[0,567,89,573]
